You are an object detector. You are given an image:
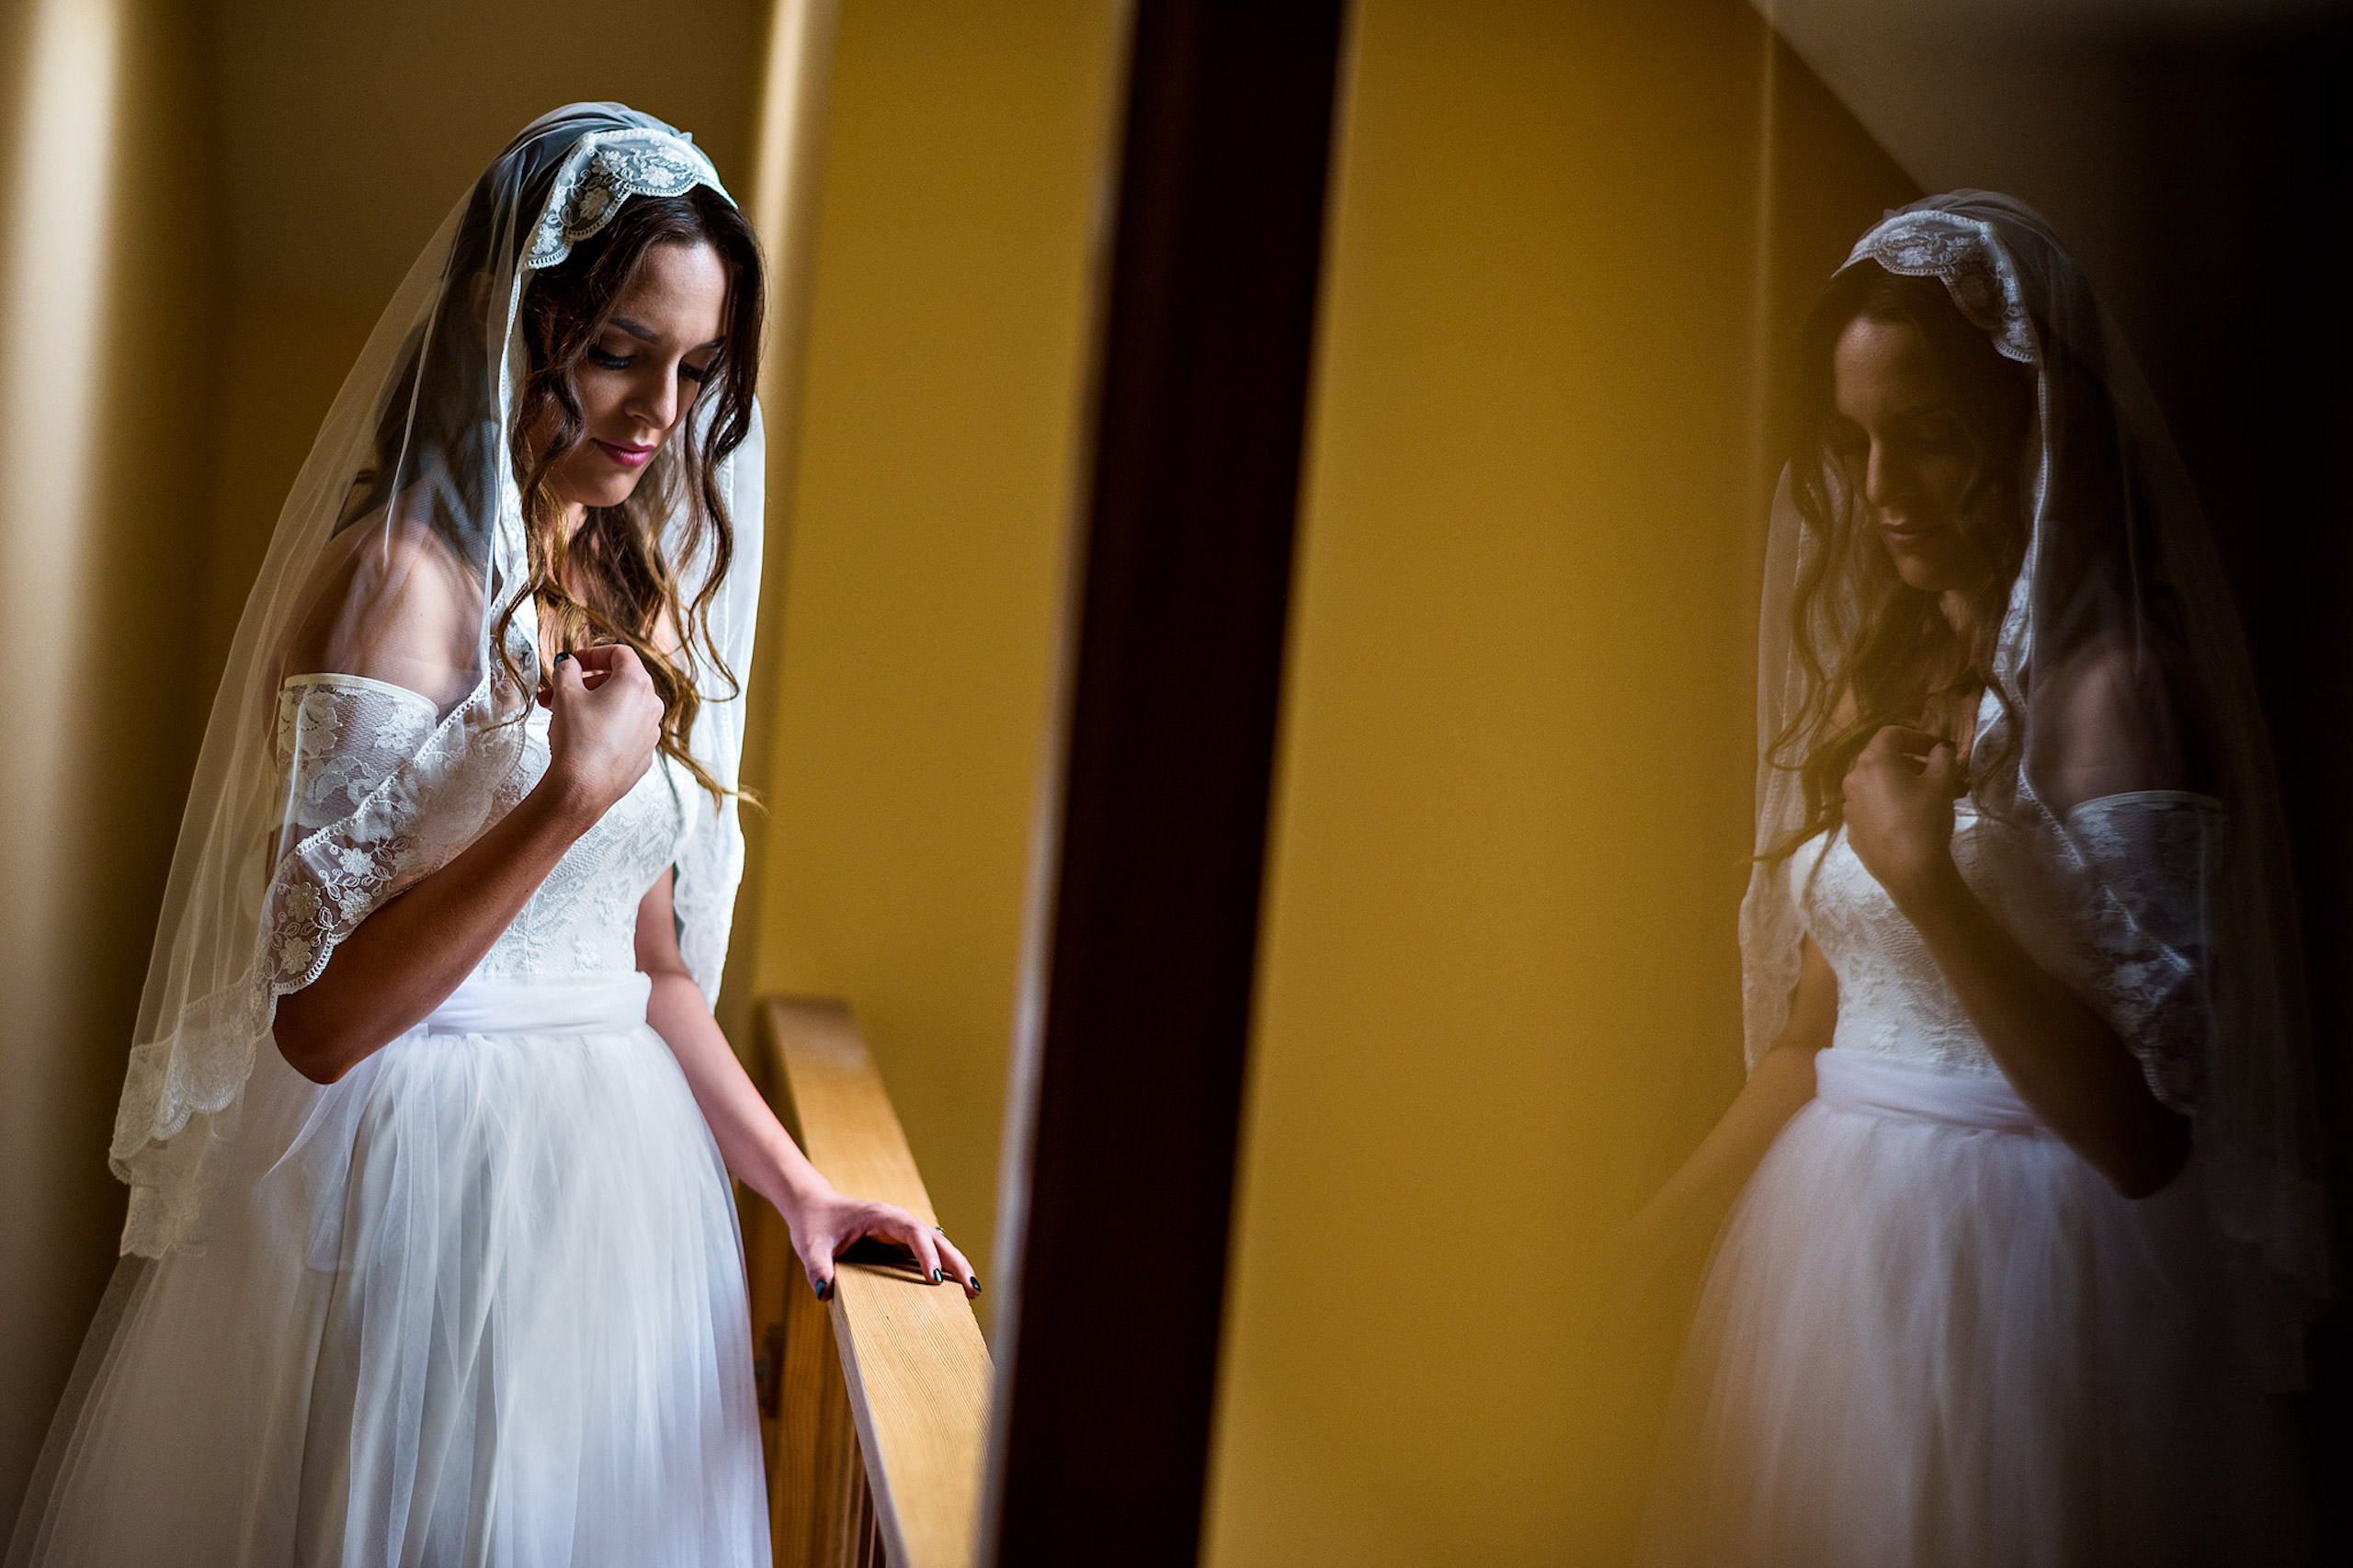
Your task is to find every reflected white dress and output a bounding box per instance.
[11,679,768,1568]
[1648,795,2302,1568]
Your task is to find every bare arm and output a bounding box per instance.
[632,869,979,1301]
[1623,937,1837,1274]
[1843,725,2188,1198]
[273,645,663,1083]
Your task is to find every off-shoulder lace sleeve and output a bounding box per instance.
[2063,790,2222,1114]
[266,673,520,994]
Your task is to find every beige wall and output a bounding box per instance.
[0,0,224,1522]
[0,0,222,1516]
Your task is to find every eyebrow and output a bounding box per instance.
[608,314,725,352]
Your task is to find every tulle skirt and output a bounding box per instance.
[1646,1050,2309,1568]
[8,974,768,1568]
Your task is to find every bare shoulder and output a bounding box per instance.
[2030,628,2196,809]
[280,512,483,704]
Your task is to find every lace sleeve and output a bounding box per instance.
[266,674,524,994]
[2063,790,2222,1115]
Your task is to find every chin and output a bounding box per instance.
[551,473,645,513]
[1885,546,1972,596]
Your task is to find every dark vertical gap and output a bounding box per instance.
[980,2,1347,1562]
[2096,19,2353,1543]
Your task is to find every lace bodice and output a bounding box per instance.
[277,676,692,989]
[1789,792,2222,1104]
[472,705,692,982]
[1790,806,2006,1075]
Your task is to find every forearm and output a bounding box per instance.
[1628,1043,1819,1262]
[272,779,596,1082]
[1896,860,2187,1196]
[643,970,828,1217]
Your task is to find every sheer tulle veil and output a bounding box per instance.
[108,103,765,1259]
[1738,193,2325,1371]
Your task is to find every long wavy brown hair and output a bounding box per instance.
[493,186,765,804]
[1763,263,2037,862]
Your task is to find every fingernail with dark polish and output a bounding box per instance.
[931,1267,945,1284]
[813,1278,831,1301]
[969,1277,982,1292]
[554,651,573,664]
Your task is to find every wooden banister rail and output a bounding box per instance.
[743,998,994,1568]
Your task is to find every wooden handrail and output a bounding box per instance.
[743,998,994,1568]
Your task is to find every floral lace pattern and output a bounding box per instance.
[111,675,530,1256]
[1790,792,2219,1108]
[527,129,724,270]
[2060,791,2220,1113]
[1790,808,2007,1075]
[472,705,692,982]
[1847,209,2037,364]
[264,676,529,996]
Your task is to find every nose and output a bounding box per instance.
[627,364,682,433]
[1861,439,1909,510]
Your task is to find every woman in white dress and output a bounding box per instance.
[7,105,975,1567]
[1632,194,2325,1564]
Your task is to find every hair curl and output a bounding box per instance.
[492,186,765,805]
[1763,263,2036,862]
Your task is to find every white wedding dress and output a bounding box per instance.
[1647,795,2302,1567]
[11,678,768,1568]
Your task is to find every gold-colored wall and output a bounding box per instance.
[743,0,1117,1287]
[1203,3,1906,1561]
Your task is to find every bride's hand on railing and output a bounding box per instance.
[785,1187,981,1302]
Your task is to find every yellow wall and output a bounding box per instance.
[1203,3,1907,1562]
[743,0,1118,1288]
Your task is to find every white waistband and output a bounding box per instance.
[1813,1049,2040,1133]
[422,972,652,1035]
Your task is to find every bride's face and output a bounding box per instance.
[1828,314,1992,596]
[542,239,731,514]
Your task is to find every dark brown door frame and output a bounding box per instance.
[981,1,1350,1561]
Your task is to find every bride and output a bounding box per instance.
[1634,194,2323,1564]
[8,105,973,1567]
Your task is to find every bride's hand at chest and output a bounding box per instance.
[273,642,666,1084]
[539,643,665,825]
[1839,724,1965,906]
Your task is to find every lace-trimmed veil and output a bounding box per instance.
[1738,193,2325,1360]
[108,103,764,1257]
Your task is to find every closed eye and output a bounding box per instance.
[1901,421,1963,456]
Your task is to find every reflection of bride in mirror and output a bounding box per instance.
[1633,194,2322,1565]
[7,106,975,1567]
